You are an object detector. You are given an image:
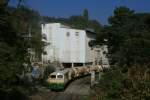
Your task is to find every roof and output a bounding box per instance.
[85,28,97,34]
[50,68,70,75]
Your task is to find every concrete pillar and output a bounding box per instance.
[71,63,74,68]
[60,63,64,69]
[83,63,85,66]
[90,71,95,88]
[99,71,101,80]
[69,71,72,80]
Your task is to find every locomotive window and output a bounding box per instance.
[50,75,56,78]
[57,75,63,78]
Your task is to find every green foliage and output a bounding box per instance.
[69,15,87,29]
[43,10,102,33]
[44,64,56,79]
[97,6,150,100]
[122,65,150,100]
[108,7,134,26]
[98,68,125,100]
[121,38,150,65]
[0,86,29,100]
[42,64,56,86]
[0,1,28,90]
[0,0,42,99]
[106,6,150,66]
[12,6,44,59]
[83,9,89,21]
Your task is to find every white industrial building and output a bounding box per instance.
[93,45,110,68]
[41,23,103,68]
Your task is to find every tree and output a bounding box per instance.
[83,9,89,21]
[69,15,87,29]
[11,5,44,61]
[0,1,37,99]
[97,6,150,100]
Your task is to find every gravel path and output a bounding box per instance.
[64,76,91,95]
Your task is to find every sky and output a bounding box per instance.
[9,0,150,25]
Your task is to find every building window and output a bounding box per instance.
[67,32,70,37]
[75,32,79,36]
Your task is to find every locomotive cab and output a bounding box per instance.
[47,69,69,90]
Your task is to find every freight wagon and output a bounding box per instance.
[46,65,102,90]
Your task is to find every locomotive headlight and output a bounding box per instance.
[57,73,60,75]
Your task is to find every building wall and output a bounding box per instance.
[100,45,110,68]
[42,23,87,64]
[58,28,86,63]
